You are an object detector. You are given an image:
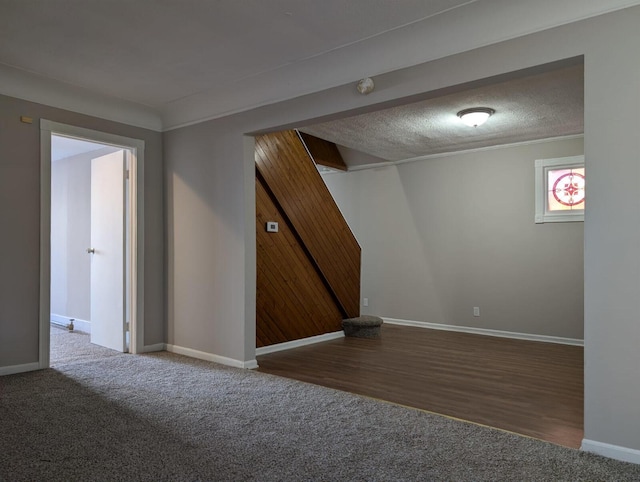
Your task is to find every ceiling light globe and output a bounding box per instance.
[457,108,495,127]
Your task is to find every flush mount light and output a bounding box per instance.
[457,107,495,127]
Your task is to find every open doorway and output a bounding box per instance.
[51,137,130,363]
[255,59,584,447]
[39,121,145,368]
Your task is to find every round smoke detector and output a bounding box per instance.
[357,77,375,95]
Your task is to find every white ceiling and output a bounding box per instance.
[51,135,111,162]
[0,0,471,125]
[0,0,472,107]
[0,0,638,135]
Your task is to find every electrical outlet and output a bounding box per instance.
[473,307,480,317]
[363,298,369,307]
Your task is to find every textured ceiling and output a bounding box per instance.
[301,63,584,164]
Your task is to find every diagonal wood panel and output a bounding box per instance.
[256,176,344,346]
[255,130,361,319]
[299,131,347,171]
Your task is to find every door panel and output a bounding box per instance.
[90,150,126,352]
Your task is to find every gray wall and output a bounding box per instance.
[163,123,255,361]
[582,10,640,451]
[164,6,640,453]
[0,94,164,368]
[323,137,584,339]
[50,151,92,321]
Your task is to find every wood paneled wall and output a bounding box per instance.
[298,132,347,171]
[255,130,361,347]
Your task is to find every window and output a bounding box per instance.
[535,155,585,223]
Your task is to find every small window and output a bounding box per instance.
[535,155,585,223]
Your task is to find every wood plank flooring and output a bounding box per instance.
[257,324,584,448]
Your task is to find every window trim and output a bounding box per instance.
[535,155,585,224]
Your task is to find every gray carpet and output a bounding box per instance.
[50,325,69,335]
[1,332,639,481]
[50,327,121,367]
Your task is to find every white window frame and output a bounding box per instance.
[535,155,585,223]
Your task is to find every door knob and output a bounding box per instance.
[87,248,95,254]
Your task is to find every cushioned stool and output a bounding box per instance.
[342,315,383,338]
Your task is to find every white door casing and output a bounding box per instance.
[89,150,127,352]
[39,119,145,369]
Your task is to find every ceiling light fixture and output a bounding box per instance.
[457,107,495,127]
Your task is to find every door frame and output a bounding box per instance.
[39,120,145,367]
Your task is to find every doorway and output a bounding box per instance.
[39,121,145,368]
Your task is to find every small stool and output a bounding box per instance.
[342,315,383,339]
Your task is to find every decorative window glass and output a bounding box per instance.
[535,155,585,223]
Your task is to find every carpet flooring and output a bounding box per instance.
[1,332,639,481]
[50,327,121,366]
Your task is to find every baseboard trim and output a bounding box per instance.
[0,362,40,376]
[256,331,345,356]
[143,343,165,353]
[51,314,91,334]
[383,318,584,346]
[165,344,257,369]
[581,439,640,465]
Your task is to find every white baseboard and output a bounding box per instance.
[582,439,640,465]
[165,344,258,369]
[51,314,91,334]
[143,343,165,353]
[255,331,345,356]
[382,318,584,346]
[0,362,40,376]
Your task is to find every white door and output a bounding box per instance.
[89,150,127,352]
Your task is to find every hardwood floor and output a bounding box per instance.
[257,324,584,448]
